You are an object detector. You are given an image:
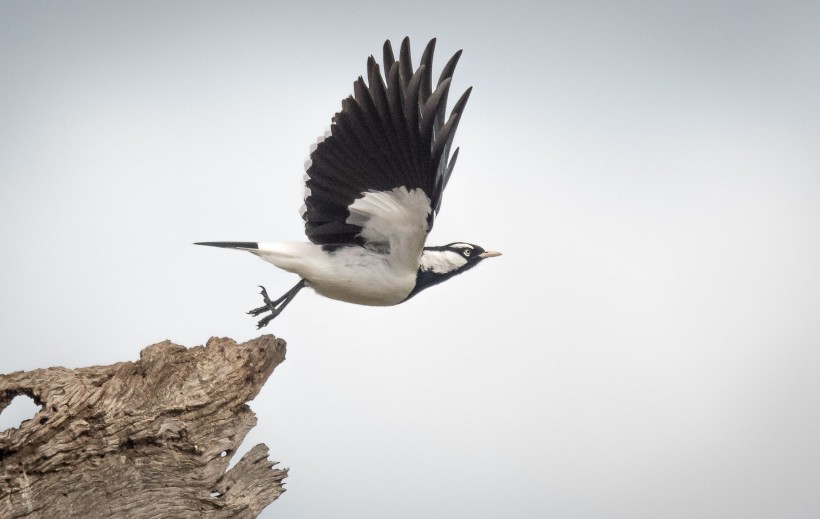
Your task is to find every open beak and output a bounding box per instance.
[478,251,502,258]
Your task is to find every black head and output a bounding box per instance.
[403,242,501,301]
[435,242,502,269]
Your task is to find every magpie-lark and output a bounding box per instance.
[198,37,500,328]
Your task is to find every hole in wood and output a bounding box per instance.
[0,394,43,432]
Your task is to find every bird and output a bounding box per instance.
[197,37,501,328]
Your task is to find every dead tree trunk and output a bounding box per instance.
[0,335,288,519]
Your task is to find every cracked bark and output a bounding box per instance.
[0,335,287,519]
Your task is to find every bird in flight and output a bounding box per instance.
[198,37,500,328]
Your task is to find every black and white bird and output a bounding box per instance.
[197,37,500,328]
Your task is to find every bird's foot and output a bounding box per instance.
[246,280,306,329]
[247,286,285,328]
[255,311,280,329]
[247,286,276,317]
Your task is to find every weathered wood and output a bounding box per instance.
[0,335,288,519]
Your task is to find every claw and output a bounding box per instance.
[247,305,269,316]
[257,312,277,329]
[258,286,274,306]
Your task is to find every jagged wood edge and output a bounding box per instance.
[0,335,287,519]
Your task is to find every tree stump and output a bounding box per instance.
[0,335,288,519]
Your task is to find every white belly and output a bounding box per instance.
[252,242,418,306]
[308,268,416,306]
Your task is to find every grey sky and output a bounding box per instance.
[2,1,819,518]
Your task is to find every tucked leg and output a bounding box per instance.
[247,279,306,328]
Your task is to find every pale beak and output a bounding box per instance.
[478,251,502,258]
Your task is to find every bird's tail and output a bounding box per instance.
[195,241,259,250]
[196,241,316,278]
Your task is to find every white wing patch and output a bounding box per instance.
[346,187,432,271]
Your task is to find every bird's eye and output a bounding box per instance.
[463,249,471,257]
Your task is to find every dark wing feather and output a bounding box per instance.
[302,37,471,247]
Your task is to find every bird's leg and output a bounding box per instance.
[247,279,306,328]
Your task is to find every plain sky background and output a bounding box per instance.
[2,1,819,517]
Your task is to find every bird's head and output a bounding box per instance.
[429,242,502,273]
[404,242,501,301]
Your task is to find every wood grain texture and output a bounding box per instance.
[0,335,288,518]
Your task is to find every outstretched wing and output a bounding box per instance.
[301,37,471,259]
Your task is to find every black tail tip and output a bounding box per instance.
[194,241,259,249]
